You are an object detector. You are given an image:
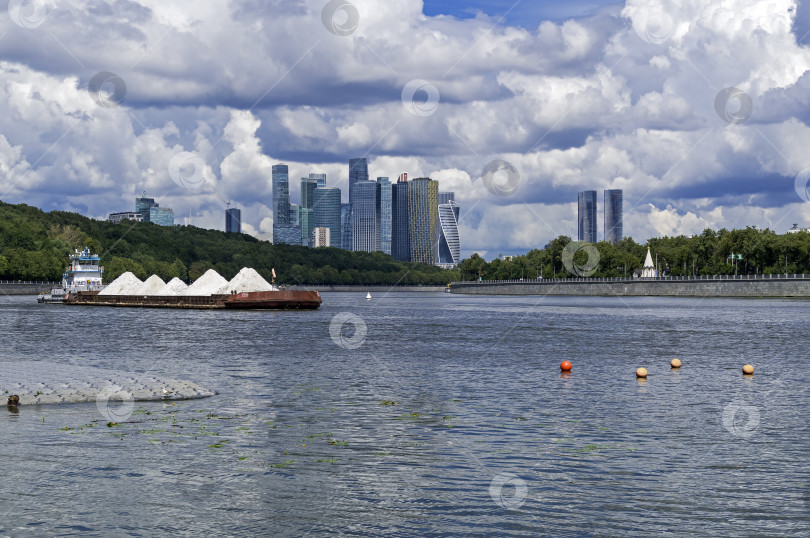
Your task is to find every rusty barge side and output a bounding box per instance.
[65,290,322,310]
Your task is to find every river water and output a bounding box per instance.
[1,292,809,535]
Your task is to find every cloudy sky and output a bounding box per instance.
[2,0,810,259]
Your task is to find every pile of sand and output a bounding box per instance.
[99,272,142,295]
[216,267,275,294]
[180,269,229,296]
[155,277,188,296]
[133,275,165,296]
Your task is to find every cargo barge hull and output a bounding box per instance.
[65,290,322,310]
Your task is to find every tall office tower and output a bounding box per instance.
[438,200,460,266]
[378,177,392,255]
[314,187,342,248]
[312,227,331,247]
[299,207,314,247]
[272,164,290,226]
[348,158,369,204]
[604,189,623,244]
[273,163,301,244]
[391,175,410,261]
[225,207,241,233]
[408,177,439,264]
[289,203,300,225]
[578,190,597,243]
[438,191,455,205]
[340,203,352,250]
[352,180,381,252]
[309,173,327,189]
[301,177,317,209]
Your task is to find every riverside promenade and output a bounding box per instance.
[1,361,215,405]
[449,274,810,297]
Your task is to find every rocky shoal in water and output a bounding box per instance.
[1,361,215,405]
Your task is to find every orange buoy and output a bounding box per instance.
[560,360,572,372]
[636,367,648,378]
[742,364,754,375]
[670,359,681,368]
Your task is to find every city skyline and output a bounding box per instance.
[2,1,810,261]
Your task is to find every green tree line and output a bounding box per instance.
[458,228,810,281]
[0,201,458,285]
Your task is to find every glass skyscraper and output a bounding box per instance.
[309,173,327,189]
[273,163,301,245]
[391,176,409,261]
[314,187,342,248]
[340,203,352,250]
[604,189,623,244]
[438,200,460,266]
[301,177,317,210]
[273,164,290,226]
[352,180,381,252]
[578,190,597,243]
[299,208,314,247]
[348,158,368,204]
[408,177,439,264]
[225,207,241,233]
[438,191,455,205]
[378,177,392,255]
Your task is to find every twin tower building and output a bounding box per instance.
[578,189,623,244]
[272,158,461,267]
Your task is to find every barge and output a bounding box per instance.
[64,289,322,310]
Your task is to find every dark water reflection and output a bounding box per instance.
[1,293,809,535]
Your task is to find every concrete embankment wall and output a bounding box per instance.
[449,277,810,297]
[288,285,445,292]
[0,282,56,295]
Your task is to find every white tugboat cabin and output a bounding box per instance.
[38,247,105,303]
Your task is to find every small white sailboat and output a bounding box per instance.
[366,292,372,300]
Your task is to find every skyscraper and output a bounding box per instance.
[301,177,317,210]
[438,200,460,266]
[300,207,314,247]
[604,189,623,244]
[348,158,369,204]
[225,207,241,233]
[273,164,290,226]
[391,175,410,261]
[578,190,597,243]
[340,203,352,250]
[289,203,299,225]
[352,180,381,252]
[314,187,342,248]
[438,191,455,205]
[378,177,392,255]
[408,177,439,264]
[273,163,301,245]
[309,173,327,189]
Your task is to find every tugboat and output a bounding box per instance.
[37,247,105,303]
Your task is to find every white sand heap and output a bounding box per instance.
[133,275,165,295]
[155,277,188,296]
[99,272,142,295]
[180,269,229,296]
[216,267,275,294]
